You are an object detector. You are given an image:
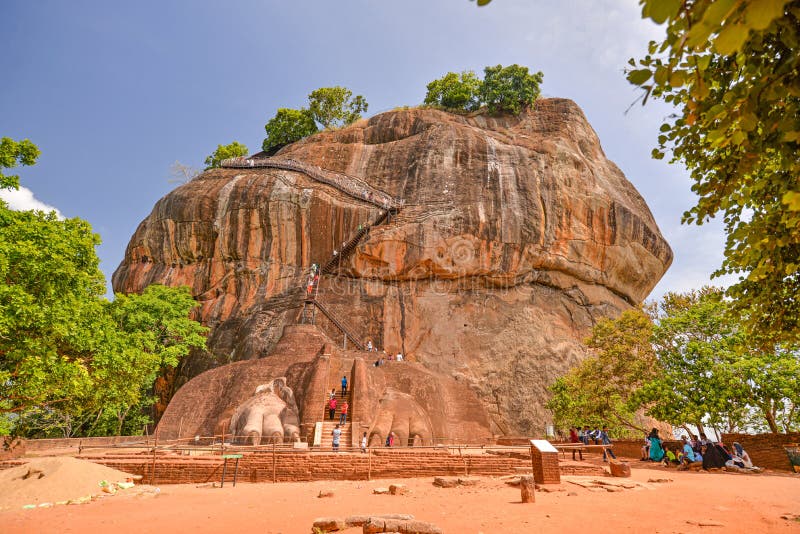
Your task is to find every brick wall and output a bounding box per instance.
[721,432,800,471]
[0,450,533,485]
[19,435,149,452]
[0,438,25,460]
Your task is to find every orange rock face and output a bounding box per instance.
[113,99,672,436]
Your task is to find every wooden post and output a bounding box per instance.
[272,442,277,483]
[520,475,536,503]
[149,432,158,485]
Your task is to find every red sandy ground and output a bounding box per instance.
[1,463,799,533]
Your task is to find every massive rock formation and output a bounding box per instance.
[114,98,672,437]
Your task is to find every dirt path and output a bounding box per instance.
[2,466,798,533]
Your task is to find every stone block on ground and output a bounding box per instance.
[432,476,459,488]
[373,487,390,494]
[345,514,414,527]
[312,517,346,532]
[389,484,409,495]
[318,490,335,498]
[609,460,631,478]
[457,477,481,486]
[363,518,443,534]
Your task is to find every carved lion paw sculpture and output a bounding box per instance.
[368,388,433,447]
[229,377,301,445]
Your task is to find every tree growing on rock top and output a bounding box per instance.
[204,141,248,169]
[261,87,368,154]
[308,86,368,129]
[424,65,543,114]
[424,70,482,111]
[480,64,544,115]
[262,107,318,154]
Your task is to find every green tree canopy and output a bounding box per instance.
[0,208,107,422]
[0,137,40,191]
[204,141,248,169]
[628,0,800,346]
[424,71,482,111]
[262,107,318,154]
[1,140,208,438]
[548,288,800,436]
[480,64,544,114]
[546,309,657,435]
[637,288,800,434]
[308,86,368,129]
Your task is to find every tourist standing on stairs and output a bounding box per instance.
[341,375,348,396]
[329,389,336,401]
[332,424,341,452]
[328,396,337,420]
[340,401,349,424]
[361,432,368,453]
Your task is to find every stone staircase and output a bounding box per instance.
[320,419,352,450]
[318,358,355,449]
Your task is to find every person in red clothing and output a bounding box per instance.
[328,396,337,420]
[569,426,584,460]
[339,401,349,424]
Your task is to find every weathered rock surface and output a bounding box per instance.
[114,99,672,435]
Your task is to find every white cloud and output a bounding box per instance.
[0,186,64,219]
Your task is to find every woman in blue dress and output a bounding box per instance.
[648,428,665,462]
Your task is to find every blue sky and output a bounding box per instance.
[2,0,735,300]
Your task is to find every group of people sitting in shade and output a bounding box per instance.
[568,425,617,461]
[643,429,760,471]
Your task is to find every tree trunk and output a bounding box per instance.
[694,421,705,437]
[116,405,132,436]
[763,404,779,433]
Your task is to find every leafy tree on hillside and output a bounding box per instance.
[204,141,248,169]
[0,140,208,438]
[0,137,40,191]
[637,288,800,434]
[262,107,318,154]
[548,288,800,435]
[424,71,482,111]
[627,1,800,346]
[308,86,368,129]
[480,64,543,114]
[0,208,107,427]
[546,309,657,434]
[91,285,208,436]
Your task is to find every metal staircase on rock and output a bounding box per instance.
[219,156,402,210]
[321,208,396,275]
